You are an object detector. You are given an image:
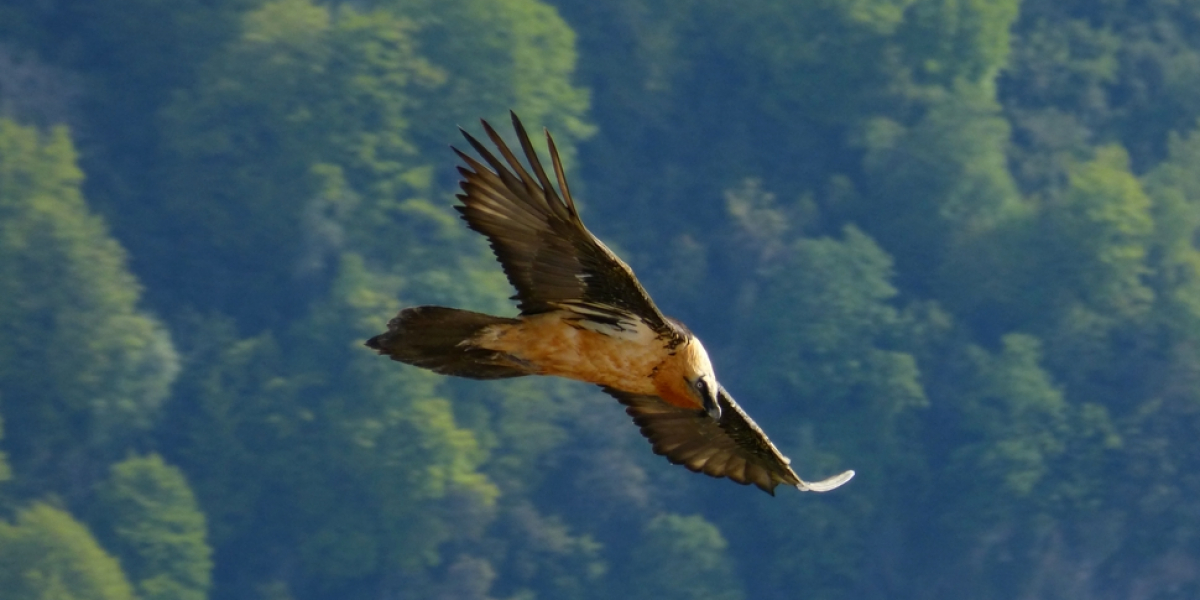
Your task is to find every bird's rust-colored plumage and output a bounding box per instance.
[366,112,853,494]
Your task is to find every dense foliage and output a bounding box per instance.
[1,0,1198,598]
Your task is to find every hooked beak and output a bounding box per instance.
[702,382,722,421]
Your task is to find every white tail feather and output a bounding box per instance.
[796,469,856,492]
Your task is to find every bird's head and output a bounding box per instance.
[682,338,722,421]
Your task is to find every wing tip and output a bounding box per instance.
[795,469,855,493]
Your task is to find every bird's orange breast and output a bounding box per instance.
[473,311,665,397]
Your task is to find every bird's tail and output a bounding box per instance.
[365,306,530,379]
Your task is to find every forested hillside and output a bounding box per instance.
[1,0,1198,598]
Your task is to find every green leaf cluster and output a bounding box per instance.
[0,504,136,600]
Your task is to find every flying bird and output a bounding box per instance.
[366,113,854,495]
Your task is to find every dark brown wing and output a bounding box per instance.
[603,385,855,495]
[454,112,672,334]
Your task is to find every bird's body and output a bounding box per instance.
[468,309,715,411]
[367,113,853,495]
[476,311,660,394]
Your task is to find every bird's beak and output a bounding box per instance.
[703,384,722,421]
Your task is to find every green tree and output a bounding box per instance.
[1143,126,1200,340]
[0,119,177,494]
[0,0,267,272]
[736,226,926,462]
[152,0,444,328]
[373,0,594,153]
[625,513,744,600]
[162,256,501,598]
[855,83,1024,299]
[725,223,926,599]
[482,501,607,600]
[1044,146,1154,320]
[929,334,1120,599]
[1002,0,1200,170]
[1094,123,1200,599]
[1027,145,1155,403]
[949,142,1156,339]
[90,454,212,600]
[946,336,1070,510]
[0,503,136,600]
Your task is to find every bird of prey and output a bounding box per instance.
[366,113,854,495]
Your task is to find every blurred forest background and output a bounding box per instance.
[1,0,1199,598]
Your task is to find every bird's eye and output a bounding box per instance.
[695,379,708,393]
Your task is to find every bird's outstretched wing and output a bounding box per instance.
[455,113,673,335]
[603,386,855,495]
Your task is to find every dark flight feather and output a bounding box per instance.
[454,112,674,338]
[604,385,843,495]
